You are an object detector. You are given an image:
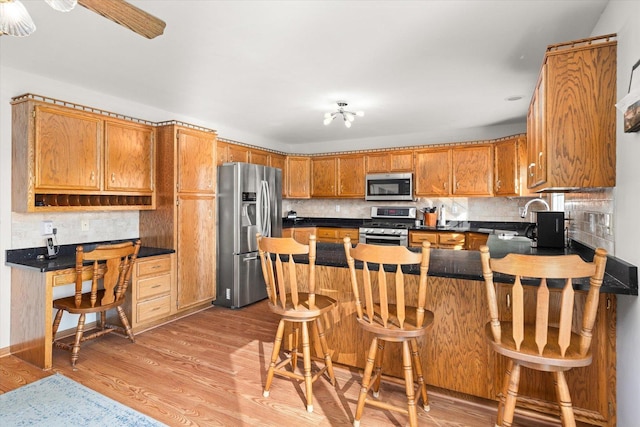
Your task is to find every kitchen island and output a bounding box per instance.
[283,234,636,426]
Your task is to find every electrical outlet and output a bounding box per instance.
[41,220,54,236]
[335,205,341,212]
[81,220,89,231]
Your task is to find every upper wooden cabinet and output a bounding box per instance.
[452,144,493,196]
[338,155,365,197]
[527,34,617,191]
[415,147,451,197]
[249,148,270,166]
[286,156,311,198]
[176,128,216,194]
[311,156,337,197]
[216,140,249,165]
[365,150,414,173]
[270,154,286,171]
[11,96,156,212]
[33,104,102,192]
[104,120,155,193]
[494,135,529,197]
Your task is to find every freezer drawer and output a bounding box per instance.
[217,252,267,309]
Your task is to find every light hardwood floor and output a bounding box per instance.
[1,301,578,426]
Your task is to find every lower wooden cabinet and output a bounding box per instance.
[316,227,359,243]
[283,227,316,244]
[409,230,467,249]
[126,253,176,332]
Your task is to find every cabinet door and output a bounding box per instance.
[34,105,102,191]
[414,148,451,196]
[311,157,337,197]
[227,144,249,163]
[338,155,365,197]
[452,145,493,196]
[465,232,489,251]
[286,156,310,198]
[365,152,390,173]
[270,154,286,172]
[366,150,414,173]
[216,141,228,166]
[249,149,270,166]
[494,138,518,196]
[177,195,216,308]
[177,128,215,194]
[104,120,154,193]
[527,66,547,188]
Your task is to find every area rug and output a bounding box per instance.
[0,374,166,426]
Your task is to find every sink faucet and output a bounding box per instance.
[521,198,550,218]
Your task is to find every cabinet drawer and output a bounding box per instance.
[136,256,171,277]
[137,273,171,300]
[409,232,438,247]
[438,232,466,249]
[137,294,171,322]
[316,229,338,239]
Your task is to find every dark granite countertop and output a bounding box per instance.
[6,239,174,273]
[286,235,637,296]
[283,217,534,235]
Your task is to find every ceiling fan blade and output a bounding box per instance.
[78,0,166,39]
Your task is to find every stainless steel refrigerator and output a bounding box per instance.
[216,162,282,308]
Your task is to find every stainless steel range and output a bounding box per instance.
[359,206,417,246]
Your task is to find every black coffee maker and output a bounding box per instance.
[536,211,565,248]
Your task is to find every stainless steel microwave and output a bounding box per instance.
[365,173,414,201]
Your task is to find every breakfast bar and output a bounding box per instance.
[280,232,636,426]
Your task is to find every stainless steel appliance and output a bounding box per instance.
[216,162,282,308]
[358,206,417,246]
[365,173,414,201]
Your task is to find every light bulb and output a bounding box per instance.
[346,113,355,122]
[323,117,333,126]
[344,119,352,128]
[324,112,332,119]
[0,0,36,37]
[356,111,365,117]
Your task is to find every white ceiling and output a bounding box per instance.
[0,0,608,153]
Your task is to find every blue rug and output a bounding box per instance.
[0,374,166,426]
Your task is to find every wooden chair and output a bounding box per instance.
[52,240,141,368]
[343,237,433,427]
[479,245,607,427]
[256,234,337,413]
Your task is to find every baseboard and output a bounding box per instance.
[0,345,11,358]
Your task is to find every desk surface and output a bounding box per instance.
[6,239,174,272]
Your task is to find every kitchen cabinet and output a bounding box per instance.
[337,155,365,197]
[285,156,311,198]
[11,95,156,211]
[249,148,270,166]
[270,153,286,172]
[494,283,616,426]
[414,147,451,197]
[140,124,217,317]
[452,144,493,196]
[217,140,249,165]
[104,120,155,193]
[365,150,414,173]
[315,227,359,244]
[283,227,316,244]
[409,230,466,249]
[494,135,530,196]
[465,232,490,250]
[527,34,617,191]
[127,253,175,332]
[311,156,337,197]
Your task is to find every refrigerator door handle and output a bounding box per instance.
[258,180,271,237]
[263,180,271,237]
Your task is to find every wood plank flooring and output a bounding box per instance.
[1,301,578,426]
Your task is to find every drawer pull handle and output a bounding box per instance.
[151,284,161,289]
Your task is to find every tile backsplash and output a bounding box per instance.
[564,189,615,254]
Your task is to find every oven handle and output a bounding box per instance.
[363,235,404,241]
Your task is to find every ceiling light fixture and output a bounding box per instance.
[0,0,77,37]
[323,101,364,128]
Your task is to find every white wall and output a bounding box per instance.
[591,1,640,425]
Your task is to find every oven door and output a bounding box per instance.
[361,233,407,246]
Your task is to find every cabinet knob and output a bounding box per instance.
[90,171,95,182]
[111,173,116,183]
[496,179,501,189]
[528,163,535,177]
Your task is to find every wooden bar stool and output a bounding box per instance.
[257,234,337,413]
[479,246,607,427]
[343,237,432,427]
[52,240,141,368]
